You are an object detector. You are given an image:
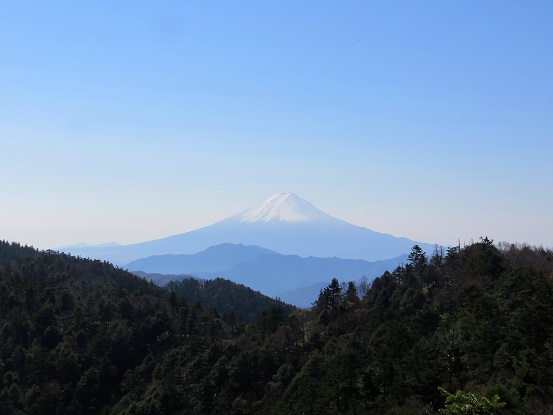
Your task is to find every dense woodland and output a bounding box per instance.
[164,278,295,323]
[0,238,552,414]
[131,271,295,323]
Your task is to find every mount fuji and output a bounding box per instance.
[62,193,436,265]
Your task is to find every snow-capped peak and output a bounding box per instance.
[237,193,332,223]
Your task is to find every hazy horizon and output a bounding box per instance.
[2,2,552,250]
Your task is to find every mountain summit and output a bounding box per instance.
[62,193,436,265]
[235,193,333,223]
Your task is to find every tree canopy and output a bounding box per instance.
[1,239,552,414]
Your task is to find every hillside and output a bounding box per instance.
[0,240,291,414]
[1,238,553,414]
[132,271,295,322]
[165,278,295,322]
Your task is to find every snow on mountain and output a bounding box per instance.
[237,193,333,223]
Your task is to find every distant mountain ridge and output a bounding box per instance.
[126,243,409,306]
[56,241,121,249]
[62,193,436,265]
[126,243,278,274]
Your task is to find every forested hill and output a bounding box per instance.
[165,278,295,323]
[1,238,553,414]
[132,271,295,322]
[0,240,291,414]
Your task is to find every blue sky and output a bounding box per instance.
[2,1,552,250]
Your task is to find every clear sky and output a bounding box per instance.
[2,1,552,250]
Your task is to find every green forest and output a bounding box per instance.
[0,238,552,414]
